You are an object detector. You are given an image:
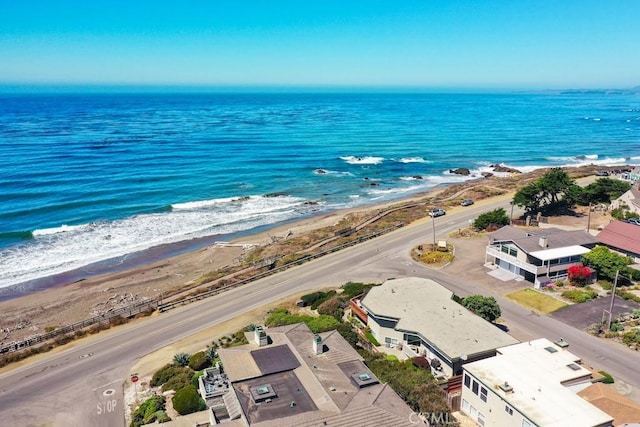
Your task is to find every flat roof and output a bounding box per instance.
[360,277,518,359]
[528,245,591,261]
[464,338,613,427]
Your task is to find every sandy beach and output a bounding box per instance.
[0,166,608,345]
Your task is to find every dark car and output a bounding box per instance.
[461,199,474,206]
[429,208,446,217]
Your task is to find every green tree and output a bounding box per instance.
[513,168,576,213]
[461,295,501,322]
[580,178,631,205]
[582,246,632,282]
[473,208,510,231]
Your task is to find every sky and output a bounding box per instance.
[1,1,639,90]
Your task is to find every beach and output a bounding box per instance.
[0,165,610,347]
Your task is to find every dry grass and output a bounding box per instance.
[506,288,568,313]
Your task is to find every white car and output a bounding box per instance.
[429,208,446,217]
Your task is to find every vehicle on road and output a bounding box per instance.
[429,208,446,217]
[461,199,474,206]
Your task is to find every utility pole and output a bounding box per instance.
[587,202,592,232]
[432,215,436,248]
[510,201,514,225]
[605,270,619,330]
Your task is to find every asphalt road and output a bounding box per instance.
[1,198,639,426]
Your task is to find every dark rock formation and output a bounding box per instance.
[449,167,471,176]
[491,164,521,174]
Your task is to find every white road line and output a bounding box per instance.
[92,379,121,391]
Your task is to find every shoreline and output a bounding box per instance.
[0,165,609,345]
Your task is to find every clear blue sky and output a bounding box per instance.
[1,1,639,90]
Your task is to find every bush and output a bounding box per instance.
[621,330,640,346]
[365,332,381,346]
[561,289,598,303]
[461,295,501,322]
[336,323,360,349]
[162,369,195,393]
[192,371,204,388]
[151,364,192,388]
[599,371,615,384]
[188,351,211,371]
[173,352,191,367]
[473,208,509,231]
[317,298,344,320]
[172,385,206,415]
[567,265,593,287]
[130,395,168,427]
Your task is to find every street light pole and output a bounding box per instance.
[432,215,436,248]
[510,201,514,225]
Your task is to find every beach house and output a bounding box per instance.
[460,338,613,427]
[357,277,518,380]
[484,226,598,286]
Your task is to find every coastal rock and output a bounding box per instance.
[491,164,521,174]
[314,168,327,174]
[412,175,423,180]
[481,172,494,178]
[449,167,471,176]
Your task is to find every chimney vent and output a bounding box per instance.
[539,236,548,248]
[254,326,268,347]
[313,334,324,355]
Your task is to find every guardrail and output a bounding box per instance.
[157,223,404,312]
[0,299,158,355]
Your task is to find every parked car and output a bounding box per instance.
[625,218,640,226]
[461,199,474,206]
[429,208,446,217]
[596,170,610,176]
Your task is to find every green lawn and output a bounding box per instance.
[506,288,568,313]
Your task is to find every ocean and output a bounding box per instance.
[0,92,638,292]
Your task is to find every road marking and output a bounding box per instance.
[103,388,115,396]
[92,379,121,391]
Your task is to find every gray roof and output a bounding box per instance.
[489,225,598,254]
[219,323,415,427]
[361,277,518,360]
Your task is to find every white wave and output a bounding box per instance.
[313,169,353,176]
[340,155,385,165]
[0,194,311,288]
[400,176,424,180]
[396,157,427,163]
[32,224,88,236]
[546,154,599,162]
[172,196,239,210]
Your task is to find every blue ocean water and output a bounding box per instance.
[0,92,638,289]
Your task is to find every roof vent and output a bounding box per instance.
[539,236,548,248]
[254,326,268,347]
[544,346,558,353]
[499,381,513,393]
[567,363,581,371]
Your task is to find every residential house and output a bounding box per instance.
[358,277,518,379]
[216,323,416,427]
[485,226,598,286]
[461,338,613,427]
[596,220,640,263]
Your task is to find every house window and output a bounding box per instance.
[509,248,517,257]
[472,380,479,395]
[384,337,398,347]
[478,412,485,426]
[462,399,470,413]
[505,405,513,415]
[480,386,488,402]
[501,245,510,254]
[464,374,471,388]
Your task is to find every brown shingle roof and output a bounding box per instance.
[577,382,640,425]
[597,221,640,256]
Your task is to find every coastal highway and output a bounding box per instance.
[1,198,639,426]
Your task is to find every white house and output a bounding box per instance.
[485,226,598,286]
[461,338,613,427]
[359,277,518,379]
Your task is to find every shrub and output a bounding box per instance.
[461,295,501,322]
[336,323,360,349]
[172,385,206,415]
[205,346,217,361]
[567,265,593,287]
[598,370,615,384]
[555,280,565,287]
[188,351,211,371]
[473,208,509,230]
[317,298,344,320]
[173,352,191,367]
[192,371,205,388]
[621,330,640,346]
[365,332,381,346]
[610,322,624,332]
[151,364,191,388]
[130,395,168,427]
[561,289,597,303]
[109,315,128,326]
[161,369,195,393]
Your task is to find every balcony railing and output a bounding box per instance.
[486,246,541,274]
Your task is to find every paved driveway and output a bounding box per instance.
[550,295,640,330]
